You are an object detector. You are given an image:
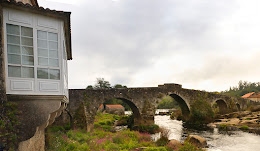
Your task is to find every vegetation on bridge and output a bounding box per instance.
[0,102,20,150]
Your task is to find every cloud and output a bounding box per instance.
[39,0,260,91]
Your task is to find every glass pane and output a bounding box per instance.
[38,57,48,66]
[8,54,21,64]
[7,35,20,44]
[49,50,58,58]
[8,66,21,77]
[21,37,33,46]
[37,39,47,48]
[7,44,20,54]
[49,69,60,80]
[22,46,33,55]
[22,56,34,65]
[38,48,48,57]
[7,24,20,35]
[21,27,33,37]
[48,32,58,41]
[49,41,58,50]
[49,59,58,67]
[37,31,47,39]
[22,67,34,78]
[37,68,48,79]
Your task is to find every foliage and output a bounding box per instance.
[187,97,215,125]
[218,124,231,131]
[133,124,160,134]
[46,112,204,151]
[0,102,20,150]
[95,78,111,88]
[114,84,127,88]
[46,113,158,151]
[73,103,87,129]
[143,147,168,151]
[157,96,179,109]
[170,109,182,120]
[240,125,249,130]
[87,78,127,89]
[86,85,93,89]
[221,80,260,97]
[177,141,204,151]
[94,113,116,131]
[155,128,170,147]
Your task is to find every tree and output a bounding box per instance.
[94,78,111,88]
[86,85,93,89]
[157,96,179,109]
[113,84,127,88]
[221,80,260,97]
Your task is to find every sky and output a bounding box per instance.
[38,0,260,91]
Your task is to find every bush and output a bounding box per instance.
[240,125,249,130]
[188,99,215,125]
[133,124,160,134]
[143,147,168,151]
[0,102,20,150]
[178,141,204,151]
[170,109,182,120]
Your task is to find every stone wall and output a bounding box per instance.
[67,83,254,132]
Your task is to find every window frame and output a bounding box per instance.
[5,22,61,81]
[6,24,35,79]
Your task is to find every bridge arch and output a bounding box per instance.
[236,103,241,111]
[100,97,142,125]
[169,93,190,119]
[213,99,228,114]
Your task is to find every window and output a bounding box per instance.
[7,24,34,78]
[6,24,60,80]
[37,30,60,80]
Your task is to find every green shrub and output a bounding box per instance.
[170,109,182,120]
[188,99,215,124]
[178,141,204,151]
[133,124,160,134]
[156,136,169,146]
[143,147,168,151]
[240,125,249,130]
[0,102,20,150]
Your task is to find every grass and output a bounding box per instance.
[46,113,203,151]
[240,125,249,130]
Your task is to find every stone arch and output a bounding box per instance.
[99,97,142,125]
[169,93,190,119]
[213,99,228,114]
[236,103,241,111]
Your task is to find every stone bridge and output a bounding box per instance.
[68,83,251,131]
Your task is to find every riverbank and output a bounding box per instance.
[154,115,260,151]
[208,110,260,134]
[46,113,204,151]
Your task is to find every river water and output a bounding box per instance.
[154,115,260,151]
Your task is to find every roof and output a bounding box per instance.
[98,104,103,109]
[249,95,260,98]
[106,104,124,109]
[1,0,72,60]
[242,92,255,98]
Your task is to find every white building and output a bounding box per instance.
[0,0,72,150]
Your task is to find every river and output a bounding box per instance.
[154,115,260,151]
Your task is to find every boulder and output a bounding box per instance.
[186,135,207,148]
[251,105,260,112]
[168,139,181,148]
